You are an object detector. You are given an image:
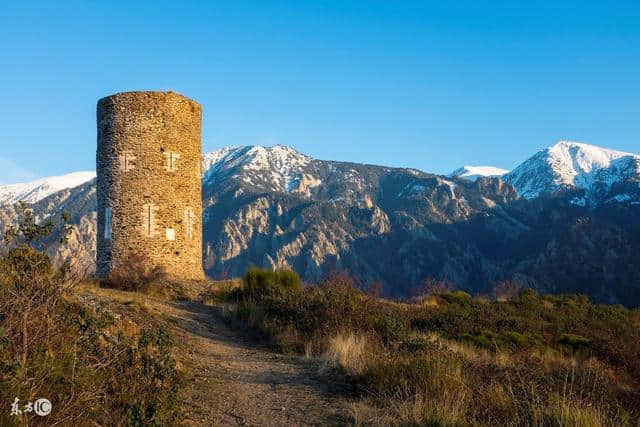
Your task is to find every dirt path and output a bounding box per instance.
[156,300,351,426]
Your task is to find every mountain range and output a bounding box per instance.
[0,171,96,205]
[1,140,639,306]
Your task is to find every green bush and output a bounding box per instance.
[441,290,472,305]
[373,312,410,346]
[461,331,495,349]
[558,333,591,350]
[501,330,539,349]
[240,267,301,299]
[117,329,180,426]
[0,264,181,426]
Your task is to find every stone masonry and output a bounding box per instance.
[96,91,204,280]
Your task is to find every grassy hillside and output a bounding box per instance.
[2,203,638,425]
[215,269,640,426]
[0,251,182,426]
[0,206,181,426]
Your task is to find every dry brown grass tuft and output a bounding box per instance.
[349,400,384,426]
[322,332,370,374]
[532,395,609,427]
[419,295,440,307]
[102,251,166,292]
[390,388,469,426]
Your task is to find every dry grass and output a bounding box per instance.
[345,348,626,427]
[419,295,440,307]
[223,270,640,426]
[348,354,471,426]
[389,388,469,426]
[349,400,385,426]
[321,332,370,375]
[530,395,613,427]
[101,251,166,292]
[1,271,181,425]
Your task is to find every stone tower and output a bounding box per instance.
[96,91,204,280]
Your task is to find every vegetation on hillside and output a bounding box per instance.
[0,204,180,426]
[217,268,640,426]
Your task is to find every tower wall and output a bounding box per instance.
[96,91,204,280]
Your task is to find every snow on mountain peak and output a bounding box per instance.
[504,140,640,200]
[549,140,635,174]
[203,145,310,174]
[0,171,96,205]
[3,141,638,208]
[202,145,315,193]
[449,165,509,181]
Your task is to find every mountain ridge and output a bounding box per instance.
[1,141,639,306]
[449,165,510,181]
[0,171,96,205]
[503,140,640,204]
[5,140,638,205]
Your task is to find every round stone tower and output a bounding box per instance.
[96,91,204,280]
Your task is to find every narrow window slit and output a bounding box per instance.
[104,207,112,240]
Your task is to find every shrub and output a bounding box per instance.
[441,290,472,305]
[200,279,241,304]
[413,277,453,298]
[492,279,523,302]
[558,333,591,351]
[322,332,370,375]
[0,211,180,425]
[239,267,301,300]
[113,329,180,426]
[102,252,166,292]
[373,312,410,346]
[502,330,539,349]
[461,331,494,349]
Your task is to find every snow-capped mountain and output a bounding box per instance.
[503,141,640,204]
[1,142,640,306]
[449,166,509,181]
[4,141,638,208]
[202,145,316,194]
[201,144,394,204]
[0,171,96,205]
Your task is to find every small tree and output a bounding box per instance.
[415,277,453,297]
[0,202,74,380]
[2,201,72,249]
[492,279,523,302]
[102,251,166,292]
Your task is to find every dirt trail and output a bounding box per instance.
[155,300,350,426]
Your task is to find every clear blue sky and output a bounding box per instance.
[1,1,639,183]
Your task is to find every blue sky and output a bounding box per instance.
[1,1,639,183]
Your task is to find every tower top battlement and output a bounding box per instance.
[97,90,201,110]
